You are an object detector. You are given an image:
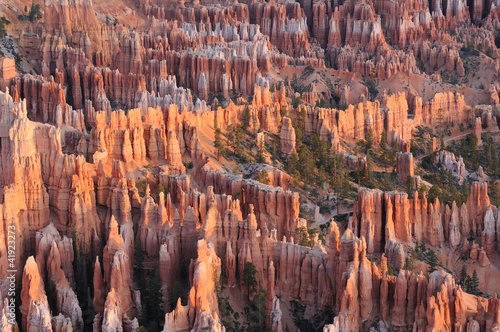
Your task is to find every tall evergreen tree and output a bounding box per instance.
[406,175,414,199]
[294,107,306,146]
[226,125,243,157]
[388,141,398,166]
[365,152,374,183]
[366,128,375,151]
[214,127,226,160]
[380,130,388,152]
[134,238,144,279]
[471,270,480,295]
[242,262,258,300]
[465,275,473,292]
[491,144,499,174]
[256,137,265,163]
[72,225,93,330]
[241,107,251,128]
[468,134,479,170]
[145,269,162,331]
[427,249,439,274]
[460,265,468,287]
[489,180,500,207]
[286,152,299,175]
[168,280,183,310]
[29,2,42,22]
[249,287,267,331]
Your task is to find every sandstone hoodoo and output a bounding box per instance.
[1,0,500,330]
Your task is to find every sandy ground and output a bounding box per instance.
[0,0,30,23]
[0,0,145,26]
[379,71,490,105]
[438,243,500,298]
[92,0,145,26]
[469,254,500,296]
[272,60,492,108]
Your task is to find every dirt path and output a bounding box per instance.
[443,129,500,144]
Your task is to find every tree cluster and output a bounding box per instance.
[459,266,480,295]
[255,169,270,185]
[290,300,334,331]
[422,159,470,206]
[414,240,441,274]
[215,251,242,332]
[285,122,350,200]
[295,226,324,248]
[0,17,10,37]
[134,239,163,332]
[241,262,266,331]
[29,3,42,22]
[72,224,94,330]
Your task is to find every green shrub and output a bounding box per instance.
[29,3,42,22]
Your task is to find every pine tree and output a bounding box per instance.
[403,256,415,271]
[168,280,183,310]
[318,165,326,185]
[460,183,470,205]
[242,262,258,300]
[418,183,428,199]
[450,185,460,205]
[387,263,394,276]
[365,152,374,183]
[428,185,441,204]
[460,265,468,287]
[301,152,315,187]
[242,107,251,128]
[491,145,499,174]
[406,175,414,199]
[471,270,480,295]
[251,286,267,330]
[255,169,270,185]
[46,272,58,314]
[388,141,398,166]
[437,108,444,143]
[72,224,93,329]
[427,249,439,274]
[415,240,421,255]
[214,127,226,160]
[419,239,427,254]
[465,275,473,292]
[29,3,42,22]
[366,128,375,151]
[380,172,393,191]
[489,180,500,207]
[145,269,162,330]
[355,163,363,186]
[329,148,343,192]
[311,133,321,160]
[294,107,306,146]
[380,130,388,152]
[342,171,350,195]
[232,125,243,157]
[256,137,265,163]
[134,238,144,279]
[483,131,492,164]
[335,170,350,215]
[286,152,299,175]
[469,134,479,170]
[317,138,328,167]
[295,227,310,247]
